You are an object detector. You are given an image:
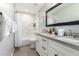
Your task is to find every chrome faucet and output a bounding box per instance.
[68,29,79,38]
[73,33,79,38]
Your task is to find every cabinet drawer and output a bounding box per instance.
[42,46,47,54]
[41,50,47,56]
[41,38,47,45]
[41,37,47,46]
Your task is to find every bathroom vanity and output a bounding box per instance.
[36,32,79,56]
[35,3,79,56]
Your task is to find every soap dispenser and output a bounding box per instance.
[49,28,52,34]
[52,28,55,35]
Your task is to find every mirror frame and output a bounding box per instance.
[46,3,79,27]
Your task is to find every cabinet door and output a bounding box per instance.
[48,39,64,56]
[48,45,63,56]
[48,47,56,56]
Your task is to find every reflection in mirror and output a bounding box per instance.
[47,12,54,25]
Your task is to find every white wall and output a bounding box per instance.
[15,12,36,47]
[0,3,14,56]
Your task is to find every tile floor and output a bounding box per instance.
[13,45,39,56]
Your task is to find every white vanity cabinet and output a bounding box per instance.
[36,33,79,56]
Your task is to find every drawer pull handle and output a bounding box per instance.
[42,47,46,50]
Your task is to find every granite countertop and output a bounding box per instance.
[35,32,79,46]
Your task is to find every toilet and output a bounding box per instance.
[30,39,36,48]
[30,36,36,48]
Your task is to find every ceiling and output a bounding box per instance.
[15,3,47,14]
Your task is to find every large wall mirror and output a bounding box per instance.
[46,3,79,27]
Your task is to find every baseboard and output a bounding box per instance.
[11,48,15,56]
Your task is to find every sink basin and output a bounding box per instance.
[54,35,79,40]
[63,36,74,39]
[63,36,79,40]
[55,36,79,44]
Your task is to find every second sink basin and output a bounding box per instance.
[63,36,79,40]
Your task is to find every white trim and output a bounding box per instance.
[11,48,15,56]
